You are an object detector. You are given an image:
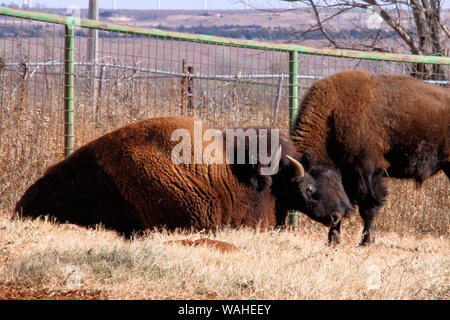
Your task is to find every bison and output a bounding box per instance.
[15,116,351,236]
[291,70,449,246]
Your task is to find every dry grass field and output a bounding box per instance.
[0,211,448,300]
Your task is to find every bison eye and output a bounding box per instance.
[306,184,316,195]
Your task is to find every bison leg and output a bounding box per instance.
[359,207,378,246]
[357,173,386,246]
[328,221,341,247]
[341,166,387,246]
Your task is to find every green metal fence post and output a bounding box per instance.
[288,50,299,225]
[64,23,75,157]
[288,50,298,131]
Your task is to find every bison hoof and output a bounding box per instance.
[328,230,341,247]
[359,232,375,246]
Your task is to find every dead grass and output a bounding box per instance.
[0,212,448,300]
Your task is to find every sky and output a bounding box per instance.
[4,0,294,10]
[4,0,448,10]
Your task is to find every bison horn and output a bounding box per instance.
[286,155,305,177]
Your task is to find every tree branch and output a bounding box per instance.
[308,0,341,47]
[362,0,421,54]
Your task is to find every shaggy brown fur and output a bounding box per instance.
[15,116,352,236]
[291,70,449,245]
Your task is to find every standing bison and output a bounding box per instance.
[15,116,351,236]
[291,70,449,246]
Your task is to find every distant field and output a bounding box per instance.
[23,7,450,30]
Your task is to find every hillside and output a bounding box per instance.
[5,7,449,45]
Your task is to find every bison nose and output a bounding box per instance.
[330,211,343,226]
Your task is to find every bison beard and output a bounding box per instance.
[291,70,450,246]
[15,116,352,237]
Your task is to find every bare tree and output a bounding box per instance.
[238,0,449,80]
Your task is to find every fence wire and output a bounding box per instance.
[0,11,448,236]
[71,31,290,144]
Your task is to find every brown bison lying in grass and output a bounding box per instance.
[291,70,449,246]
[15,116,351,236]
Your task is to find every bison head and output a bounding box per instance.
[282,152,352,227]
[226,128,352,228]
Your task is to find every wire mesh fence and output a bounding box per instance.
[0,16,65,214]
[0,7,448,236]
[72,32,291,143]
